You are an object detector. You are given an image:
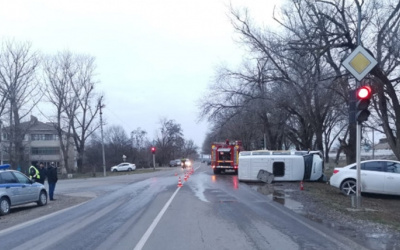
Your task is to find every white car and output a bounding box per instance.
[330,160,400,196]
[111,163,136,172]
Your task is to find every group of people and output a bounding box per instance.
[29,162,58,201]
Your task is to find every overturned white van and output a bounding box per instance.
[238,150,324,182]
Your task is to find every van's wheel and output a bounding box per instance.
[213,169,220,174]
[0,197,10,215]
[128,168,132,171]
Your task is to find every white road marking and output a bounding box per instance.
[133,187,181,250]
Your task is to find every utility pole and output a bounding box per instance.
[99,97,106,177]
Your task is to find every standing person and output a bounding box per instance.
[181,157,186,169]
[47,162,58,201]
[37,162,47,185]
[29,163,40,183]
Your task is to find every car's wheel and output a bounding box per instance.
[340,179,357,195]
[37,190,48,206]
[112,169,117,172]
[0,197,10,215]
[128,168,132,171]
[213,168,220,175]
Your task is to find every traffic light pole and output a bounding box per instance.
[152,154,155,171]
[356,123,361,208]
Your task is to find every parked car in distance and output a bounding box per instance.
[111,163,136,172]
[0,164,48,215]
[330,160,400,196]
[169,159,181,167]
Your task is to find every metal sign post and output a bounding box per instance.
[356,123,361,207]
[341,3,378,208]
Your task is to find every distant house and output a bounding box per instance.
[374,138,391,150]
[1,116,76,173]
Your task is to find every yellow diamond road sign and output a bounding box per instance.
[342,45,377,81]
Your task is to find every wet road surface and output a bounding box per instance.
[0,162,368,249]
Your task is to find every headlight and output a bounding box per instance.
[185,161,191,166]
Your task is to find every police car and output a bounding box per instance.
[0,164,47,215]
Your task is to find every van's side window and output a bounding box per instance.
[273,162,285,177]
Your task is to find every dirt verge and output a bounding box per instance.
[251,179,400,250]
[0,194,91,232]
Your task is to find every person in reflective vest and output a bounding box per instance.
[37,162,47,185]
[181,158,186,169]
[29,164,40,182]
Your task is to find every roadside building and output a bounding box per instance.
[374,138,391,150]
[0,116,76,174]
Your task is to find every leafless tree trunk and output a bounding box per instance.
[199,6,343,157]
[0,40,40,171]
[43,51,101,173]
[69,56,101,173]
[43,51,75,174]
[273,0,400,160]
[155,118,184,165]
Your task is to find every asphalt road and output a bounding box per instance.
[0,162,368,250]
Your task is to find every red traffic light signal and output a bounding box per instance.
[151,147,156,154]
[356,85,372,100]
[355,86,372,123]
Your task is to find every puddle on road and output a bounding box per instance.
[250,184,303,212]
[249,183,400,250]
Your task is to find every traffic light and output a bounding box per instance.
[355,85,372,123]
[260,138,265,149]
[151,146,156,154]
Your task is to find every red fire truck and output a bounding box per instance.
[211,140,243,174]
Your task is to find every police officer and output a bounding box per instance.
[29,163,40,183]
[181,157,186,169]
[37,162,47,185]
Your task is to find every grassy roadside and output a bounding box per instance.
[303,161,400,230]
[304,181,400,230]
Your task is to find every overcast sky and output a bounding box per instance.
[0,0,281,148]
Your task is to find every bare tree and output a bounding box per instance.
[104,125,131,167]
[229,5,347,156]
[182,139,199,160]
[131,127,151,167]
[0,40,41,171]
[43,51,101,173]
[273,0,400,160]
[198,58,289,151]
[155,118,184,165]
[69,56,102,173]
[42,51,76,173]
